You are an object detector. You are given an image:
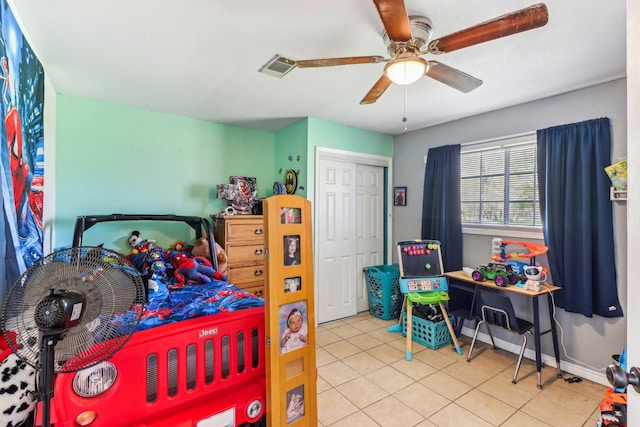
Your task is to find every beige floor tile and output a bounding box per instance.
[363,395,426,427]
[349,318,382,332]
[411,347,458,369]
[441,359,495,387]
[501,411,552,426]
[349,333,385,350]
[314,312,604,427]
[390,357,437,381]
[335,376,389,408]
[455,388,518,425]
[521,394,594,427]
[419,371,473,401]
[327,409,380,426]
[528,383,602,419]
[428,403,493,427]
[368,326,402,342]
[318,360,361,387]
[552,375,607,400]
[316,375,332,393]
[317,388,359,426]
[331,324,364,339]
[477,374,538,408]
[367,343,406,364]
[316,328,343,346]
[392,382,450,418]
[319,319,347,330]
[342,351,387,375]
[315,347,338,367]
[365,365,415,394]
[323,339,362,359]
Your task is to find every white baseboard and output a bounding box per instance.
[460,326,609,387]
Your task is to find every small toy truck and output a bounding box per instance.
[471,262,520,287]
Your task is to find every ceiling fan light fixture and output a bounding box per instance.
[384,55,426,85]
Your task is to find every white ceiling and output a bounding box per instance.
[9,0,626,136]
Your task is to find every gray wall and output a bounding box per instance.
[392,78,627,381]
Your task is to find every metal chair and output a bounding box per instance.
[466,289,534,384]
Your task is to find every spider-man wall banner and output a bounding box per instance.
[0,0,45,298]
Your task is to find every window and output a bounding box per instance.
[460,135,541,230]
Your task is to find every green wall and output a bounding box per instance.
[52,96,393,249]
[54,95,275,248]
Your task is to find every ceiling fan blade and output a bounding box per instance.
[373,0,412,42]
[426,61,482,93]
[428,3,549,54]
[295,56,385,68]
[360,75,393,104]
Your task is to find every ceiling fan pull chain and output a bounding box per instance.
[402,84,408,132]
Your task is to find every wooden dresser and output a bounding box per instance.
[213,214,265,298]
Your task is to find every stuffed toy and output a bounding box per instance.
[191,236,228,275]
[172,253,226,287]
[128,230,155,255]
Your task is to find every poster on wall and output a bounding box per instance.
[0,0,45,300]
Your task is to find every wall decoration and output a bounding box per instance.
[394,186,407,206]
[0,0,45,298]
[284,169,298,194]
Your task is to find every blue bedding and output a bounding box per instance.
[123,248,264,331]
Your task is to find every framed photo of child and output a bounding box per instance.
[286,385,305,424]
[279,301,308,354]
[283,235,301,266]
[280,207,302,224]
[284,276,302,293]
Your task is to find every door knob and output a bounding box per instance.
[606,364,640,392]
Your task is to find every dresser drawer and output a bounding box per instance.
[228,264,266,285]
[225,220,264,242]
[235,283,265,299]
[225,243,265,265]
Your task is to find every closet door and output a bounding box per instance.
[317,159,358,323]
[356,164,385,312]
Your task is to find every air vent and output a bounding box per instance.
[258,54,296,78]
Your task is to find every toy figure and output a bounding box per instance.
[172,253,225,287]
[128,230,154,255]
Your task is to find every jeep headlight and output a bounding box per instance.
[72,361,117,397]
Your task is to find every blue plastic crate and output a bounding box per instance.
[401,311,453,350]
[365,264,402,320]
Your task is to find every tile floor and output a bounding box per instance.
[315,312,606,427]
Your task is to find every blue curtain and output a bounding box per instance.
[537,117,622,318]
[421,144,462,272]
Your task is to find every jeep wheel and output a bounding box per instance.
[495,275,507,287]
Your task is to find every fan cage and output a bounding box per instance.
[1,246,146,373]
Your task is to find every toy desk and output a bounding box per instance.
[395,240,462,359]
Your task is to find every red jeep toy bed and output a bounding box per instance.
[39,214,266,427]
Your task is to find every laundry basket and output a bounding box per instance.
[365,264,402,320]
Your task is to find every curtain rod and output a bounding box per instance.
[461,130,536,146]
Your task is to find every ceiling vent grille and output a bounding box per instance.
[258,54,296,78]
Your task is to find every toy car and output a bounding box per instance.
[471,262,520,287]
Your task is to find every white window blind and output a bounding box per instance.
[460,134,542,229]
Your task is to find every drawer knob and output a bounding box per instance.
[254,269,263,277]
[254,249,264,256]
[254,228,263,235]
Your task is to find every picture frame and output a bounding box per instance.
[394,186,407,206]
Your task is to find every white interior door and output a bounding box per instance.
[317,159,357,323]
[356,164,385,312]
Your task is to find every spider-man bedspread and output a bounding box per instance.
[118,248,264,331]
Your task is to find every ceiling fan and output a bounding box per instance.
[290,0,549,104]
